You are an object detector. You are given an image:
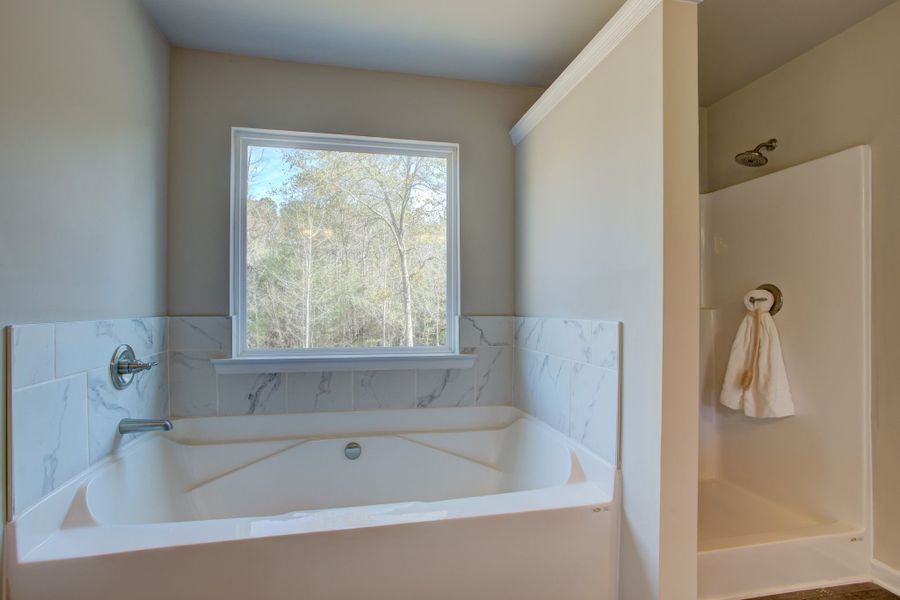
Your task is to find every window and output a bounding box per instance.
[230,128,459,360]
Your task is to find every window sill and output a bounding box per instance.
[210,353,476,375]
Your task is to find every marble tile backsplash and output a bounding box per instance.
[11,374,89,516]
[514,317,621,466]
[55,318,167,378]
[167,316,513,417]
[86,354,168,464]
[218,373,286,416]
[8,317,169,515]
[8,315,513,516]
[287,372,353,413]
[8,314,619,516]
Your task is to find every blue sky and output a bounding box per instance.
[247,146,295,201]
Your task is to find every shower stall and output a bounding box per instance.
[697,146,872,599]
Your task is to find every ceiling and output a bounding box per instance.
[140,0,898,101]
[138,0,626,87]
[699,0,897,106]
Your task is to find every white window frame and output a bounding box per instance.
[227,127,461,366]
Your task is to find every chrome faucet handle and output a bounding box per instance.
[110,345,157,390]
[115,359,158,375]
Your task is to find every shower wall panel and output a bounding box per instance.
[701,146,869,528]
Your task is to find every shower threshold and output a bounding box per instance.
[698,479,869,600]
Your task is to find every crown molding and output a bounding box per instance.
[510,0,663,145]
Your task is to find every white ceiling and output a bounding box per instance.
[139,0,898,101]
[138,0,626,87]
[699,0,897,106]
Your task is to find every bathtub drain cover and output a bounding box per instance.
[344,442,362,460]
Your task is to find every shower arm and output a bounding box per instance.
[753,139,778,153]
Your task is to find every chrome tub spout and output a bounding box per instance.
[118,418,173,435]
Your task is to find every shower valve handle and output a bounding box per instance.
[116,359,158,375]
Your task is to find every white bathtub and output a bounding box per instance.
[4,406,619,600]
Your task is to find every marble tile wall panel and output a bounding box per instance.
[169,350,219,417]
[55,317,167,377]
[416,368,476,408]
[514,318,621,466]
[460,316,515,349]
[173,316,512,415]
[516,317,593,363]
[9,324,54,389]
[7,315,520,514]
[87,352,168,463]
[11,374,89,514]
[218,373,286,416]
[8,317,170,515]
[169,316,231,353]
[515,350,572,435]
[168,317,231,418]
[353,370,416,410]
[516,317,621,369]
[568,360,619,465]
[473,347,514,406]
[286,372,353,413]
[590,321,620,370]
[461,316,514,407]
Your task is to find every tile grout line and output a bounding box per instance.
[351,370,356,411]
[50,325,56,385]
[473,351,480,406]
[82,370,90,474]
[515,346,619,373]
[215,361,221,417]
[9,371,89,394]
[53,323,60,381]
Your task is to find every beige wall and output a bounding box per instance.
[515,2,698,597]
[699,107,709,193]
[659,2,700,596]
[0,0,169,544]
[167,49,543,317]
[705,1,900,570]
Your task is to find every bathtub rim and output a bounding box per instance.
[167,404,544,444]
[5,406,617,565]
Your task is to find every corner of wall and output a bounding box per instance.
[660,0,700,598]
[699,106,709,193]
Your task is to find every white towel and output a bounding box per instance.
[720,290,794,418]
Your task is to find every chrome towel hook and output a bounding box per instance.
[752,283,783,315]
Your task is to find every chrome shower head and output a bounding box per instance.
[735,138,778,167]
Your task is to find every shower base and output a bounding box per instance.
[699,479,855,551]
[698,479,869,600]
